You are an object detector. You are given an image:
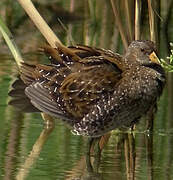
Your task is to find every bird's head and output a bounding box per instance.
[125,40,160,65]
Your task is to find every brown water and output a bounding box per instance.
[0,1,173,180]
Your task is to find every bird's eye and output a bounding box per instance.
[141,48,145,52]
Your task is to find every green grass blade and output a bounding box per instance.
[0,16,24,68]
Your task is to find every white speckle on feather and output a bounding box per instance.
[39,69,44,73]
[45,72,50,76]
[54,87,57,93]
[97,105,102,114]
[40,80,46,85]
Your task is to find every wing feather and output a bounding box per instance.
[25,83,71,121]
[11,44,123,123]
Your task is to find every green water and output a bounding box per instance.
[0,1,173,180]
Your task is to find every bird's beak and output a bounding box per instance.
[149,52,160,64]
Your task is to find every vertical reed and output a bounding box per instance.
[135,0,141,40]
[110,0,128,50]
[17,0,62,47]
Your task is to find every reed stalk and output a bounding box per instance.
[110,0,128,50]
[147,0,157,43]
[125,0,134,42]
[17,0,62,47]
[0,16,24,67]
[135,0,141,40]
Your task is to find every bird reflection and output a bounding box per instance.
[5,117,153,180]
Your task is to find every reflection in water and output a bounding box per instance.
[145,132,153,180]
[3,109,24,180]
[64,131,155,180]
[0,69,170,179]
[0,102,172,180]
[16,120,55,180]
[1,107,155,180]
[124,133,136,180]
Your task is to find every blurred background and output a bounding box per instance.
[0,0,173,180]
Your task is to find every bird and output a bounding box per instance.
[9,40,166,137]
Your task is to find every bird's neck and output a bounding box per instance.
[123,52,139,68]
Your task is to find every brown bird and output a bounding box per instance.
[9,40,165,137]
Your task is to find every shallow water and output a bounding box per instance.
[0,60,172,180]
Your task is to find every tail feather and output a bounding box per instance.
[20,62,36,85]
[8,77,40,112]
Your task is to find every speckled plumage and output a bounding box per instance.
[11,40,165,137]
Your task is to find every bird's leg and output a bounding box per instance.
[93,137,102,172]
[87,134,111,172]
[86,137,94,172]
[146,105,156,131]
[86,137,102,173]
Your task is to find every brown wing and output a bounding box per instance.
[43,43,124,68]
[21,44,123,123]
[68,44,124,68]
[59,59,122,119]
